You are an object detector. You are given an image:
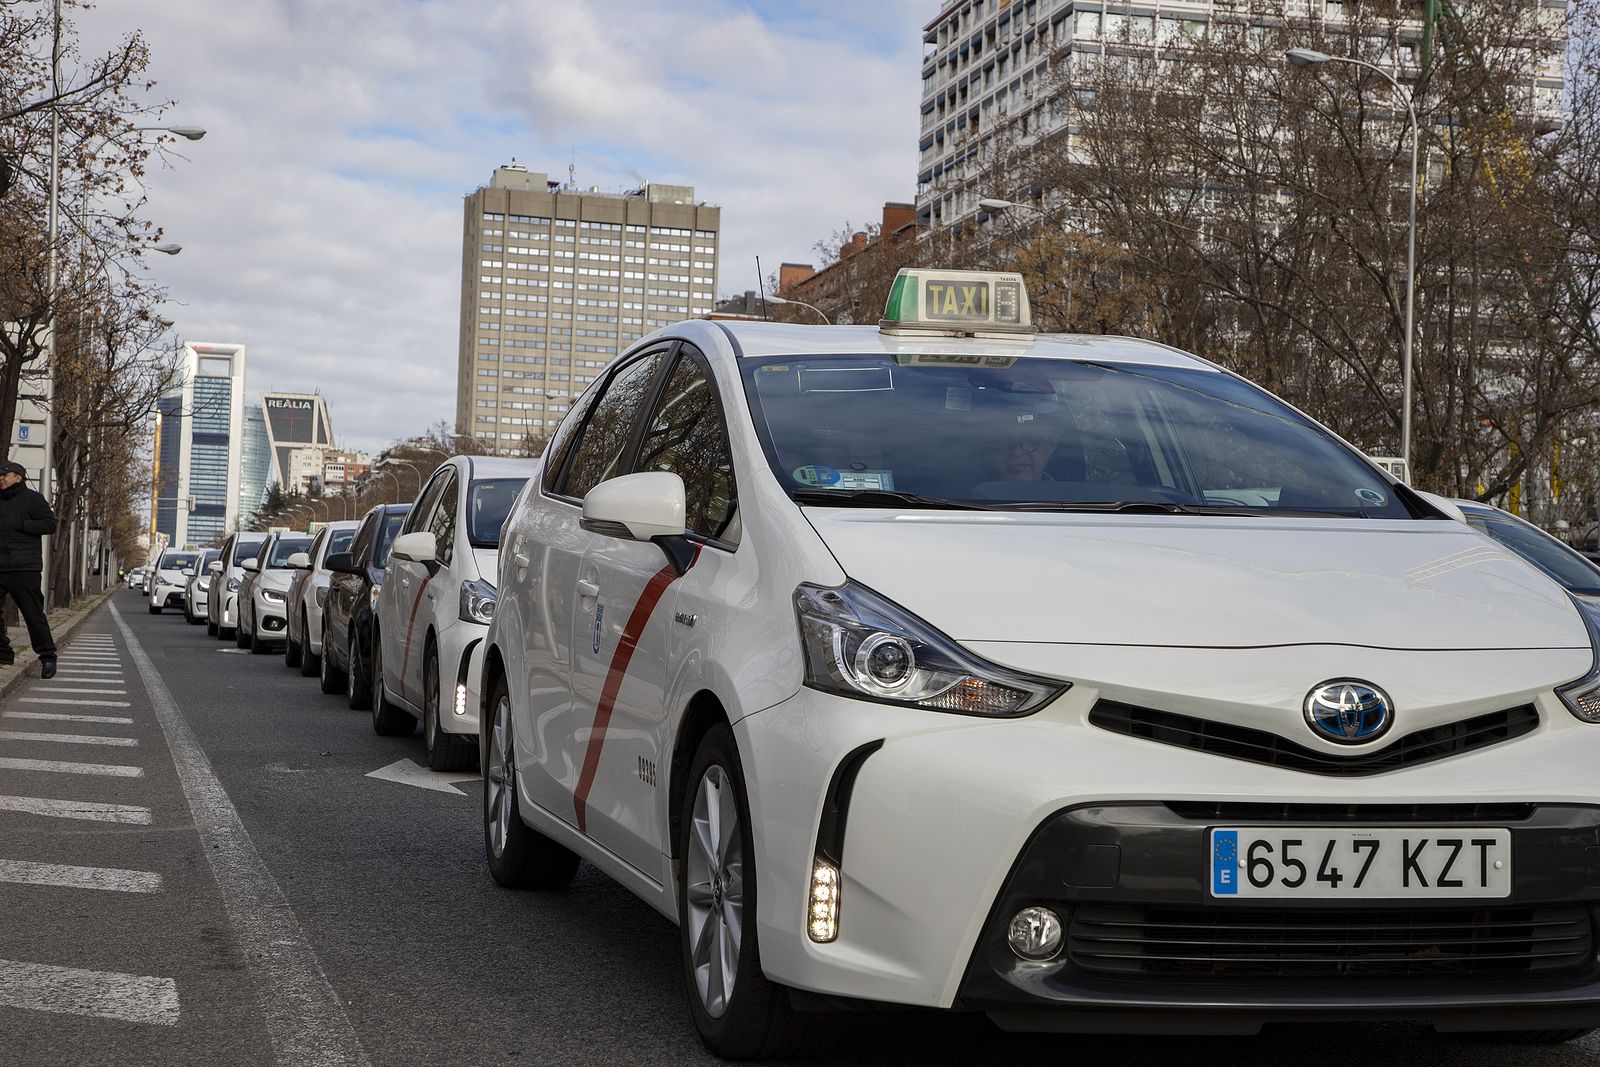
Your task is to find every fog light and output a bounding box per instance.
[807,861,840,943]
[454,683,468,717]
[1007,906,1063,961]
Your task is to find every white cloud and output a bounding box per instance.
[75,0,929,452]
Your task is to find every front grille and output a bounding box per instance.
[1089,701,1539,776]
[1068,904,1594,978]
[1164,802,1537,823]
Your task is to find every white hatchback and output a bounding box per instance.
[478,270,1600,1057]
[284,520,361,677]
[147,548,199,614]
[375,455,530,769]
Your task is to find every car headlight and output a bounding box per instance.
[794,582,1066,716]
[315,586,328,608]
[226,576,241,591]
[261,588,285,605]
[1557,596,1600,723]
[369,584,382,610]
[460,578,497,625]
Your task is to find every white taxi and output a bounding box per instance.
[480,270,1600,1057]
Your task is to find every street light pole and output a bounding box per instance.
[1286,47,1420,479]
[760,294,831,325]
[977,197,1077,324]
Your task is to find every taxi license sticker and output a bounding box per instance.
[793,465,842,487]
[1355,488,1388,507]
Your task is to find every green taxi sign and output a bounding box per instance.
[880,268,1033,336]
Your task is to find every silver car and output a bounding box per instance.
[284,520,360,676]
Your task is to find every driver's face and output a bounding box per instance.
[985,426,1056,481]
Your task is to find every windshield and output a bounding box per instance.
[374,511,409,566]
[268,536,312,568]
[740,354,1410,518]
[1462,506,1600,596]
[232,538,265,565]
[161,552,198,570]
[468,479,527,547]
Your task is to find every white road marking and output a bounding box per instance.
[0,959,178,1026]
[0,859,161,893]
[112,604,368,1065]
[0,795,152,824]
[0,731,137,747]
[365,758,482,796]
[17,698,131,708]
[4,711,133,725]
[26,688,128,695]
[0,756,142,777]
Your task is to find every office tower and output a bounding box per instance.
[260,392,335,494]
[456,164,721,452]
[152,342,247,546]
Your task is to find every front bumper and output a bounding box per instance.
[736,683,1600,1025]
[252,594,287,641]
[438,623,486,737]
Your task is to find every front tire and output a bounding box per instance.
[147,604,160,615]
[483,676,578,889]
[299,611,319,678]
[678,724,833,1060]
[319,625,346,695]
[285,629,302,668]
[206,619,218,637]
[235,622,250,649]
[369,631,413,736]
[424,645,474,770]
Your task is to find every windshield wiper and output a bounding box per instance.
[1002,500,1200,514]
[791,489,992,511]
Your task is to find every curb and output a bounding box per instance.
[0,586,119,702]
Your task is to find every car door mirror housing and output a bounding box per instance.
[581,472,687,542]
[286,552,312,570]
[391,531,438,564]
[208,561,224,574]
[324,551,358,575]
[242,558,260,573]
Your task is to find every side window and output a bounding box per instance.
[635,350,737,541]
[306,528,328,565]
[349,515,378,564]
[541,387,601,495]
[404,471,448,534]
[558,349,669,499]
[428,472,459,566]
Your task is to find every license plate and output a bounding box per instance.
[1209,827,1512,899]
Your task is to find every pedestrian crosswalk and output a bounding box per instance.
[0,629,180,1030]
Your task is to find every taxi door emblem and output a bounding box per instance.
[592,603,604,654]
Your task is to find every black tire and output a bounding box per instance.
[483,674,578,889]
[424,643,475,771]
[235,622,250,649]
[186,606,204,626]
[285,630,302,669]
[369,631,413,735]
[299,612,319,678]
[219,626,234,641]
[206,619,218,637]
[182,603,194,624]
[678,724,834,1060]
[250,629,271,654]
[346,633,373,711]
[147,604,160,615]
[1473,1030,1596,1045]
[319,625,346,695]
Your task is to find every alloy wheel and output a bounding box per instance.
[685,764,744,1019]
[425,653,440,751]
[485,696,514,858]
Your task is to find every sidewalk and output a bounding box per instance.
[0,586,117,699]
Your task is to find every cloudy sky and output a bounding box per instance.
[75,0,930,452]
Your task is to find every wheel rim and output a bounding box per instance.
[347,639,357,699]
[685,764,743,1020]
[425,653,439,749]
[321,633,330,683]
[372,640,384,712]
[485,696,513,858]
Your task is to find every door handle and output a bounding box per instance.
[576,579,600,599]
[400,577,411,589]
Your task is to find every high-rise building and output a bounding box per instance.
[239,404,271,522]
[152,342,247,547]
[260,392,334,493]
[456,164,721,451]
[914,0,1568,231]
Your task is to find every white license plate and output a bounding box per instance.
[1209,827,1512,900]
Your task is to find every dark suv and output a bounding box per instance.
[320,503,411,712]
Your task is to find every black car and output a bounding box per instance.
[320,503,411,714]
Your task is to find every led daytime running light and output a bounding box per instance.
[807,861,840,943]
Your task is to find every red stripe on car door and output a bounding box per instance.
[399,569,435,682]
[573,548,700,833]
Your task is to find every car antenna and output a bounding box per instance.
[756,255,769,321]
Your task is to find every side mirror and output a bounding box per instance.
[391,531,437,564]
[181,568,195,577]
[580,472,695,575]
[286,552,312,570]
[208,561,224,574]
[242,558,260,573]
[324,551,358,575]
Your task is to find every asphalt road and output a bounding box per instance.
[0,594,1595,1065]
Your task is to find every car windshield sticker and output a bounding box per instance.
[1355,488,1388,507]
[793,465,842,487]
[794,466,896,492]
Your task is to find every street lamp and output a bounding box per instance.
[979,196,1078,323]
[152,243,181,255]
[761,293,830,325]
[135,125,206,141]
[1286,46,1421,479]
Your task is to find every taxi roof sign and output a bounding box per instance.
[880,268,1034,337]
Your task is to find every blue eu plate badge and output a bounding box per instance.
[1211,830,1239,896]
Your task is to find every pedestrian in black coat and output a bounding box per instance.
[0,460,57,677]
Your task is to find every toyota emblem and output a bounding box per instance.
[1304,680,1394,745]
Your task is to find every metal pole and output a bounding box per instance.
[1401,97,1419,479]
[41,0,62,609]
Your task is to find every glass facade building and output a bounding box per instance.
[150,343,247,547]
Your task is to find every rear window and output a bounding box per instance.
[232,538,265,565]
[468,479,528,547]
[268,536,313,567]
[326,528,355,558]
[161,552,197,570]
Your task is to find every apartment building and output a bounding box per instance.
[915,0,1568,231]
[456,164,721,451]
